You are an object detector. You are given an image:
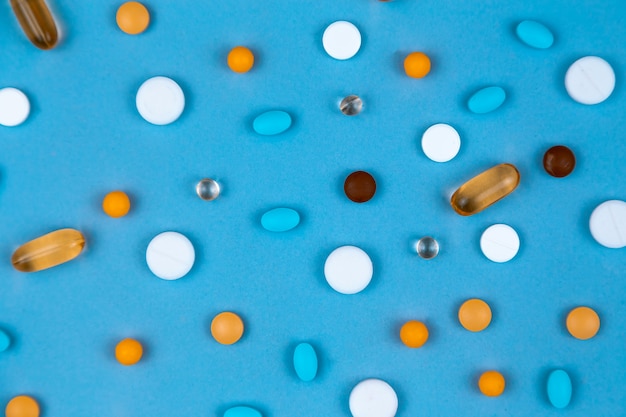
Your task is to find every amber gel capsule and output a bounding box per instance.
[451,163,520,216]
[10,0,59,50]
[12,228,85,272]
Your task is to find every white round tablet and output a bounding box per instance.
[136,76,185,125]
[565,56,615,105]
[322,21,361,60]
[0,87,30,127]
[589,200,626,248]
[480,224,520,263]
[324,245,373,294]
[146,231,195,280]
[421,123,461,162]
[349,378,398,417]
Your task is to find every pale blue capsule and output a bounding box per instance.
[261,208,300,232]
[0,328,10,352]
[224,406,262,417]
[516,20,554,49]
[547,369,572,409]
[252,110,292,135]
[293,342,318,382]
[467,86,506,114]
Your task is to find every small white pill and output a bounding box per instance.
[324,245,373,294]
[480,224,520,263]
[589,200,626,248]
[322,21,361,60]
[421,123,461,162]
[146,231,195,280]
[136,76,185,125]
[565,56,615,105]
[349,378,398,417]
[0,87,30,127]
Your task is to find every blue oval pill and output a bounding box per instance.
[252,110,292,135]
[0,328,11,352]
[293,342,318,382]
[467,86,506,114]
[547,369,572,409]
[224,406,262,417]
[516,20,554,49]
[261,208,300,232]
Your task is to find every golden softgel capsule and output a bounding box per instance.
[10,0,59,50]
[12,228,85,272]
[450,163,520,216]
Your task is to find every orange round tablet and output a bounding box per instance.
[116,2,150,35]
[478,370,505,397]
[227,46,255,73]
[115,338,143,365]
[566,306,600,340]
[5,395,39,417]
[399,320,429,348]
[404,52,431,78]
[102,191,131,218]
[211,312,244,344]
[458,299,492,332]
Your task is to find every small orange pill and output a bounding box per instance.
[399,320,429,348]
[115,338,143,365]
[5,395,39,417]
[102,191,131,218]
[116,1,150,35]
[404,52,431,78]
[211,312,244,345]
[227,46,255,73]
[566,306,600,340]
[458,299,492,332]
[478,370,505,397]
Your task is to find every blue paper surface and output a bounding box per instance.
[1,1,625,416]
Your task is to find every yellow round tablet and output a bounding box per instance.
[404,52,431,78]
[399,320,429,348]
[115,338,143,365]
[5,395,39,417]
[566,306,600,340]
[102,191,131,218]
[227,46,255,73]
[478,370,505,397]
[458,299,492,332]
[211,312,244,344]
[116,2,150,35]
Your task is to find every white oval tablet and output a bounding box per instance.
[136,76,185,125]
[480,224,520,263]
[146,231,195,280]
[322,21,361,60]
[565,56,615,105]
[589,200,626,248]
[349,378,398,417]
[324,245,373,294]
[0,87,30,127]
[421,123,461,162]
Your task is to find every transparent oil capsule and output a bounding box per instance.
[340,95,362,116]
[450,163,520,216]
[196,178,220,201]
[12,228,85,272]
[415,237,439,259]
[10,0,59,50]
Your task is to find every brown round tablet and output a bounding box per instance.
[344,171,376,203]
[543,145,576,177]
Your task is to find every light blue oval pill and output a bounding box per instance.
[261,208,300,232]
[224,406,262,417]
[0,329,11,352]
[293,342,318,382]
[252,110,292,135]
[467,86,506,114]
[516,20,554,49]
[547,369,572,409]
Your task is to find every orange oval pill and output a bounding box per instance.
[116,1,150,35]
[399,320,429,348]
[478,370,505,397]
[115,338,143,365]
[227,46,255,73]
[102,191,131,218]
[404,52,431,78]
[5,395,39,417]
[566,306,600,340]
[458,299,492,332]
[211,312,244,345]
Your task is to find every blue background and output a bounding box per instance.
[1,0,625,416]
